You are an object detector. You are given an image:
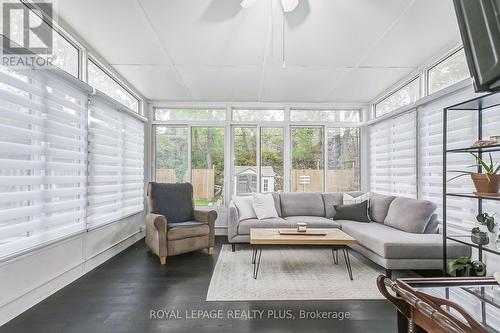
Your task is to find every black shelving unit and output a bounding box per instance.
[443,92,500,275]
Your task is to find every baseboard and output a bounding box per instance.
[215,226,228,236]
[0,231,144,326]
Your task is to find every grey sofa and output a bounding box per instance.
[228,192,470,274]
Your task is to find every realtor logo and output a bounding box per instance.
[2,2,53,55]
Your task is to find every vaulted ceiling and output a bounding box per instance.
[55,0,461,103]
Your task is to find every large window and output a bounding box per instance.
[260,128,284,192]
[327,128,360,192]
[291,127,324,192]
[290,109,360,122]
[155,108,226,121]
[88,60,140,113]
[233,127,257,195]
[428,49,469,94]
[155,127,189,184]
[191,127,225,206]
[155,125,225,206]
[0,65,88,257]
[375,78,420,117]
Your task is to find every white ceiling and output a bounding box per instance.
[55,0,461,103]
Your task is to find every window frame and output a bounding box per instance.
[426,48,470,95]
[374,76,421,118]
[87,57,142,114]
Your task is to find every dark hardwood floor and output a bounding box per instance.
[1,237,397,333]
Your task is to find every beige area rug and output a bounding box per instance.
[206,244,385,301]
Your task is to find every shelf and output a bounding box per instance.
[446,144,500,154]
[447,235,500,256]
[446,193,500,201]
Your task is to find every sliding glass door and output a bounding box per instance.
[291,127,324,192]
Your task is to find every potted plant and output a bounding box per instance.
[448,152,500,195]
[471,227,489,245]
[477,212,497,232]
[447,256,487,277]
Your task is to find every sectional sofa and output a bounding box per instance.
[228,192,470,275]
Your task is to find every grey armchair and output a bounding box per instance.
[145,182,217,265]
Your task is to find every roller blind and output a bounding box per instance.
[0,66,88,258]
[87,98,144,228]
[369,111,417,197]
[418,91,478,234]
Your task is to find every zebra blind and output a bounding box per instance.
[0,66,88,258]
[87,98,144,228]
[369,111,417,197]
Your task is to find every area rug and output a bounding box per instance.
[206,244,385,301]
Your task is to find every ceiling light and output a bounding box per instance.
[280,0,299,12]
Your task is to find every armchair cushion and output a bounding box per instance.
[166,221,205,230]
[168,224,210,241]
[149,182,194,223]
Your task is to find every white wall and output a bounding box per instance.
[0,213,145,325]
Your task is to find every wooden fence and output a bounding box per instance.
[155,168,215,200]
[292,169,359,192]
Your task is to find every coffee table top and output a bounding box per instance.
[250,228,357,246]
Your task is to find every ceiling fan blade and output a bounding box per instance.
[240,0,258,9]
[281,0,299,12]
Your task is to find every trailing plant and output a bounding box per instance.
[447,256,487,277]
[448,152,500,182]
[477,212,497,232]
[471,227,487,237]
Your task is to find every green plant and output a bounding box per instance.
[448,152,500,182]
[477,212,497,232]
[447,256,487,277]
[471,227,487,237]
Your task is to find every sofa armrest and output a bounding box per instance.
[194,210,217,247]
[145,213,168,257]
[227,202,239,243]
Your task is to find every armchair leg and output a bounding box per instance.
[160,256,166,265]
[207,247,214,255]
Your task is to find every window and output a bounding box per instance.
[87,98,144,228]
[327,128,360,192]
[154,108,226,121]
[155,126,189,184]
[88,60,139,113]
[233,127,257,195]
[191,127,225,206]
[428,49,469,94]
[290,110,360,122]
[0,65,88,257]
[260,127,284,192]
[291,127,324,192]
[232,109,284,122]
[369,112,417,197]
[375,78,420,117]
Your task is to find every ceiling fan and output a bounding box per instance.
[240,0,299,13]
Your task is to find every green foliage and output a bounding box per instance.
[448,152,500,182]
[476,212,497,232]
[291,128,323,169]
[447,256,486,277]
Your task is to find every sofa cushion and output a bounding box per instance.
[339,221,469,259]
[322,193,343,218]
[271,192,282,217]
[333,201,370,222]
[232,196,257,221]
[279,192,325,217]
[150,182,194,223]
[167,224,209,241]
[369,193,396,223]
[285,216,341,229]
[237,218,288,235]
[252,193,279,220]
[384,197,437,234]
[167,221,205,230]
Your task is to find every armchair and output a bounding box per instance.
[145,182,217,265]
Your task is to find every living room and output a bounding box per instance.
[1,0,500,332]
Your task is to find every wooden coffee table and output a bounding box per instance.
[250,228,357,280]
